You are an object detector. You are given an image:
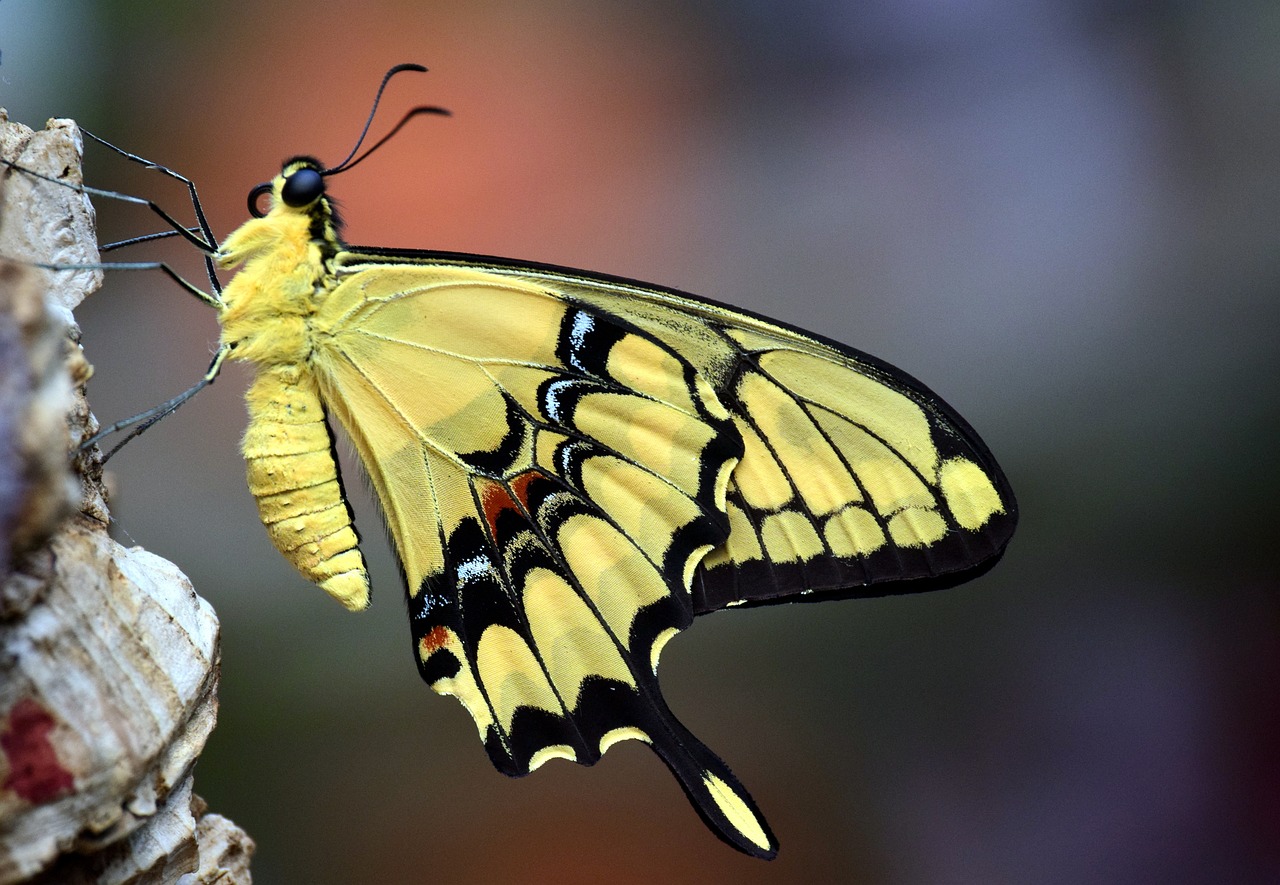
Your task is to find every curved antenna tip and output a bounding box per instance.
[324,104,452,176]
[327,63,435,174]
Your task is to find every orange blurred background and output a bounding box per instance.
[2,1,1277,882]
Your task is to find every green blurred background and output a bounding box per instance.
[2,1,1277,882]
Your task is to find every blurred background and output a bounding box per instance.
[1,0,1277,881]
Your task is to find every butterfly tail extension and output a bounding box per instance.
[242,365,370,610]
[645,704,778,859]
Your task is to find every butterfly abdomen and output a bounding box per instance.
[241,364,370,610]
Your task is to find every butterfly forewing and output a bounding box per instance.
[393,255,1018,611]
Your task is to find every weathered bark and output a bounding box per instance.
[0,112,252,884]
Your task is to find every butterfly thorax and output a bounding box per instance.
[215,190,338,367]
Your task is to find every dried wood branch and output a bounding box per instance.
[0,112,253,885]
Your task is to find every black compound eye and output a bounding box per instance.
[281,167,325,208]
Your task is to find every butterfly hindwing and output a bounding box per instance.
[307,259,778,855]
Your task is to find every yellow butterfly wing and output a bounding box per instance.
[309,259,776,856]
[300,248,1015,859]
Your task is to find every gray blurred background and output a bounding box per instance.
[1,1,1276,882]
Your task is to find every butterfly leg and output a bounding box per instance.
[32,259,220,308]
[80,346,231,461]
[1,153,222,296]
[80,129,221,294]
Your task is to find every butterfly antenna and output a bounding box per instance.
[326,105,451,176]
[325,63,430,175]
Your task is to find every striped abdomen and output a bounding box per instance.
[241,364,370,610]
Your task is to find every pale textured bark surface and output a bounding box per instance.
[0,113,253,884]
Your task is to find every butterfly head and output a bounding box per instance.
[244,156,345,255]
[248,157,329,217]
[238,64,447,258]
[245,64,447,229]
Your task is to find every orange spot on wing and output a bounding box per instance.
[419,626,450,656]
[480,481,519,538]
[479,471,543,538]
